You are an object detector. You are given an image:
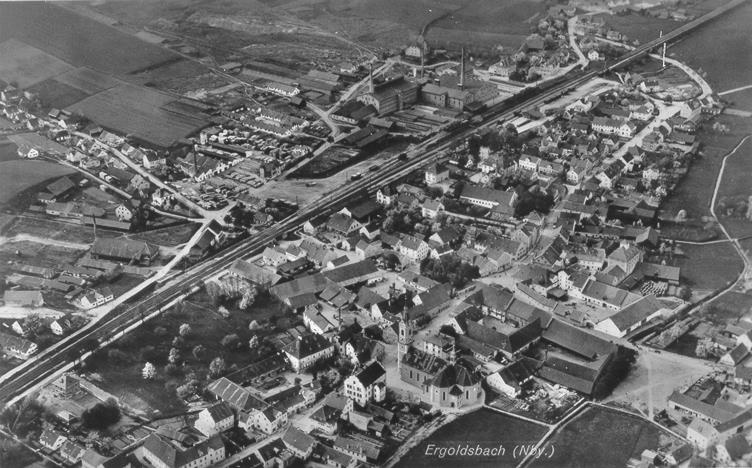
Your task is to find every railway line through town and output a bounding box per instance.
[0,0,746,408]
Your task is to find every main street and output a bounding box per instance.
[0,0,746,408]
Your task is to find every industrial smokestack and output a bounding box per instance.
[459,47,465,90]
[369,64,374,94]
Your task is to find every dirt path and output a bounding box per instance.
[0,233,90,250]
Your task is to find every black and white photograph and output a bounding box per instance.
[0,0,750,466]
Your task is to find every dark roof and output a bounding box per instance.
[287,292,318,309]
[347,199,382,221]
[323,259,378,284]
[430,362,480,388]
[91,237,158,261]
[269,273,329,300]
[47,176,75,197]
[143,433,224,468]
[207,377,266,412]
[284,333,333,359]
[604,294,663,332]
[354,361,386,387]
[204,402,234,422]
[479,284,515,311]
[542,319,617,360]
[355,286,387,309]
[282,426,316,454]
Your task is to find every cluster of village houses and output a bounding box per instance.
[0,3,744,465]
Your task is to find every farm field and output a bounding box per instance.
[66,83,211,149]
[27,67,122,109]
[130,223,201,248]
[670,242,744,292]
[660,114,752,221]
[598,13,683,45]
[0,160,74,206]
[0,2,177,76]
[714,137,752,238]
[531,406,676,468]
[671,0,752,95]
[26,78,91,109]
[0,140,19,163]
[3,215,113,245]
[706,291,752,323]
[427,0,544,49]
[723,88,752,112]
[396,408,548,467]
[0,39,74,88]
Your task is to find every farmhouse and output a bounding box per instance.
[0,331,38,359]
[140,433,225,468]
[90,238,159,265]
[594,294,666,338]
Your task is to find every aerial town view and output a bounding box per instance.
[0,0,751,467]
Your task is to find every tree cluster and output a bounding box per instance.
[421,254,480,289]
[81,399,120,431]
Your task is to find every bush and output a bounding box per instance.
[81,399,120,431]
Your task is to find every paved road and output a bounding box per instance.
[1,0,744,408]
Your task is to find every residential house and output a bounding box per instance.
[194,403,235,437]
[282,427,316,459]
[343,361,387,406]
[0,331,37,359]
[39,429,67,451]
[486,360,535,398]
[240,406,288,435]
[283,333,335,372]
[60,440,86,465]
[425,164,449,185]
[140,433,225,468]
[421,199,444,219]
[333,435,382,463]
[397,235,430,262]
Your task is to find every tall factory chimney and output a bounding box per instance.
[459,47,465,90]
[369,64,375,94]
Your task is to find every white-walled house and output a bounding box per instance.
[194,403,235,436]
[343,361,387,407]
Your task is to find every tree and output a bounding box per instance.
[142,362,156,380]
[81,399,120,431]
[192,344,207,360]
[179,323,192,337]
[221,333,240,349]
[239,287,257,310]
[209,357,226,378]
[22,314,42,336]
[176,379,199,399]
[168,347,180,365]
[0,397,46,438]
[249,335,259,349]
